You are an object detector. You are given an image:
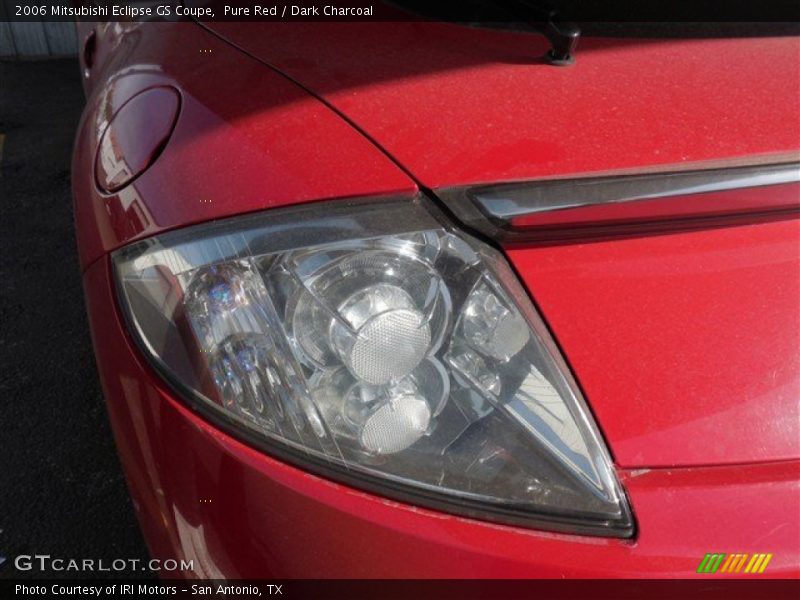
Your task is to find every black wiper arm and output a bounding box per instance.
[506,0,581,65]
[388,0,581,65]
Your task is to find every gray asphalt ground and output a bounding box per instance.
[0,59,151,579]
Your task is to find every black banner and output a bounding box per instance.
[2,0,800,23]
[2,579,800,599]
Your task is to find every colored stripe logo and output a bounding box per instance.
[697,553,772,574]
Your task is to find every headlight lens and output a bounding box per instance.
[113,196,632,536]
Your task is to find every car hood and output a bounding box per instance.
[198,22,800,468]
[201,21,799,186]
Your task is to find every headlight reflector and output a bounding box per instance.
[114,196,632,536]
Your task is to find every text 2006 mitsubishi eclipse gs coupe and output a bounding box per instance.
[72,13,800,578]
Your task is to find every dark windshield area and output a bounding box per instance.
[388,0,800,37]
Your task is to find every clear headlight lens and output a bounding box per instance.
[113,196,632,536]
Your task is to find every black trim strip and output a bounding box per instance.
[438,162,800,242]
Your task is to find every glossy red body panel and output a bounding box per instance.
[72,22,415,270]
[204,22,800,187]
[72,20,800,576]
[83,258,800,578]
[508,219,800,467]
[95,86,181,193]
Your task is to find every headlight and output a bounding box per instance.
[113,195,632,536]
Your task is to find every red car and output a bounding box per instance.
[73,14,799,579]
